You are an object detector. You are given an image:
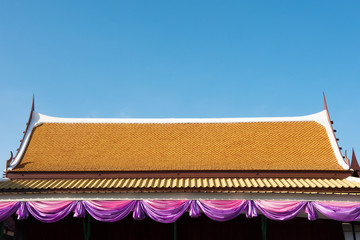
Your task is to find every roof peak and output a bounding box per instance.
[33,110,328,125]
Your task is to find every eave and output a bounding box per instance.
[0,178,360,201]
[6,170,353,179]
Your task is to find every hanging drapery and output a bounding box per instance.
[195,200,249,221]
[0,200,359,223]
[135,200,191,223]
[0,202,20,222]
[25,201,78,223]
[82,200,135,222]
[254,200,308,221]
[312,201,360,222]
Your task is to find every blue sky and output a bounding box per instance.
[0,1,359,168]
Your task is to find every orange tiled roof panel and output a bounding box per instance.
[12,121,343,172]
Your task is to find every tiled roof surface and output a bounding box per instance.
[12,121,342,172]
[0,178,359,194]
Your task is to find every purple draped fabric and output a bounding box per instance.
[26,201,78,223]
[254,200,307,221]
[189,200,201,218]
[133,200,146,220]
[313,201,360,222]
[0,202,20,222]
[0,200,359,223]
[73,201,86,218]
[83,200,135,222]
[16,202,28,220]
[246,200,258,218]
[197,200,248,221]
[140,200,191,223]
[304,202,318,221]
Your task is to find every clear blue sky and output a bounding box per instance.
[1,1,359,168]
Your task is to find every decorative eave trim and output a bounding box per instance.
[6,170,352,179]
[0,192,359,202]
[2,176,359,194]
[6,95,34,171]
[322,93,348,170]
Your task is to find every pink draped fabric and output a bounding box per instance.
[254,200,307,221]
[0,200,359,223]
[83,200,135,222]
[139,200,191,223]
[196,200,248,221]
[26,201,78,223]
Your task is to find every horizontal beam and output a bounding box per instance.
[0,191,359,202]
[6,170,352,179]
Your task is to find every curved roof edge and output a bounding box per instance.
[32,110,331,124]
[346,176,360,183]
[6,109,349,171]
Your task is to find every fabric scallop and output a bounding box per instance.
[0,200,359,223]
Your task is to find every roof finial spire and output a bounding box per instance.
[5,151,13,169]
[32,93,35,112]
[344,150,350,167]
[323,92,328,111]
[351,148,360,171]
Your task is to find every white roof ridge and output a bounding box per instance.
[34,110,327,124]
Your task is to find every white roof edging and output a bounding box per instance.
[35,111,326,124]
[8,112,40,170]
[314,110,348,170]
[346,176,360,183]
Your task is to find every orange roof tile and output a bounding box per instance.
[11,121,343,172]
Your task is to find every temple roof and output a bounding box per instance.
[6,109,347,177]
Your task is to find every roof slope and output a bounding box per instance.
[8,111,345,173]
